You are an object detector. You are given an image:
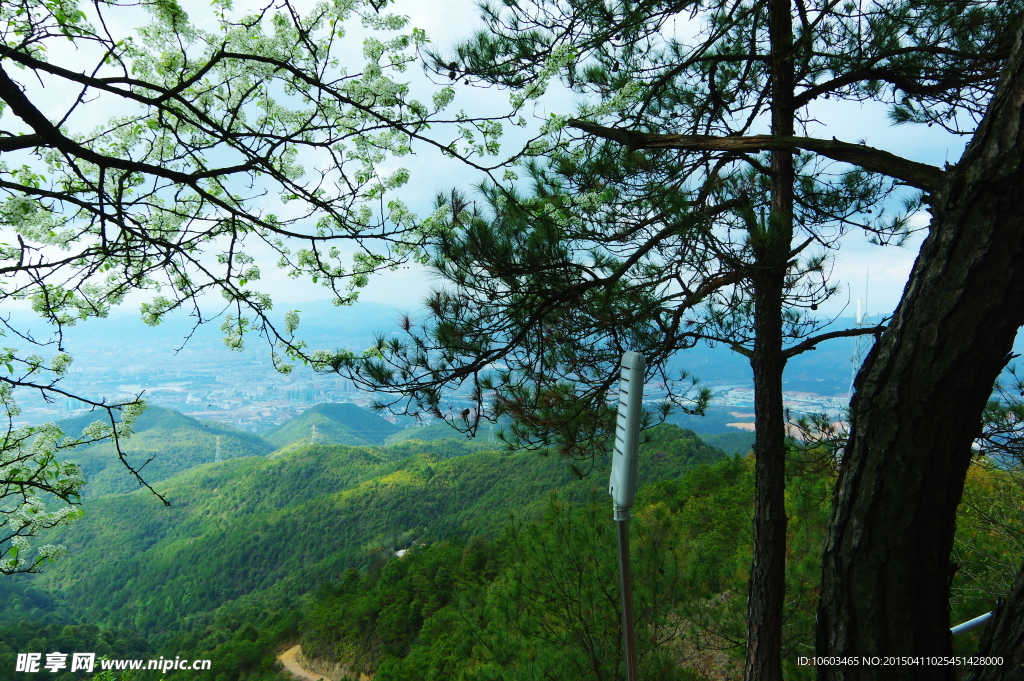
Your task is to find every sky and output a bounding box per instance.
[5,0,972,330]
[278,0,965,322]
[236,0,966,321]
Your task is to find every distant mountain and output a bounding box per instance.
[56,406,275,497]
[384,421,463,445]
[385,411,756,452]
[262,402,402,449]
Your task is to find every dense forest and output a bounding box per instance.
[0,406,726,679]
[0,402,1018,681]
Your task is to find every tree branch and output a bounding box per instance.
[0,133,44,152]
[566,118,946,193]
[783,323,886,360]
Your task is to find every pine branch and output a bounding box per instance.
[566,119,946,193]
[783,324,887,360]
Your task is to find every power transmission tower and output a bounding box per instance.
[214,435,222,463]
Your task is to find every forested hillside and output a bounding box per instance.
[1,418,1017,681]
[299,456,765,681]
[56,407,275,497]
[0,424,726,680]
[287,454,1017,681]
[52,403,407,498]
[262,403,402,449]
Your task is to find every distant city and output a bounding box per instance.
[54,351,370,433]
[10,304,397,432]
[702,385,849,428]
[13,300,1012,434]
[19,362,851,434]
[15,342,851,434]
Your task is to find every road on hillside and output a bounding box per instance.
[277,645,329,681]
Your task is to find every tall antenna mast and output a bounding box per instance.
[311,423,320,444]
[850,269,872,397]
[214,435,222,463]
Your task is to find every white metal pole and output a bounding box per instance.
[950,611,993,636]
[617,521,638,681]
[610,351,644,681]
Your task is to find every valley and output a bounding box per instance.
[0,402,734,679]
[0,398,1016,680]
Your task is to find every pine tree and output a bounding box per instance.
[346,2,1022,680]
[819,24,1024,681]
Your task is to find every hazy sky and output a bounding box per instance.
[9,0,971,327]
[250,0,965,321]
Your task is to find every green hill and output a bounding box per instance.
[383,417,515,445]
[55,406,275,497]
[698,431,756,455]
[383,420,497,445]
[262,402,402,449]
[13,424,727,645]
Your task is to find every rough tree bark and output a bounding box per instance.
[816,24,1024,681]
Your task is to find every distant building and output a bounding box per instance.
[286,388,316,403]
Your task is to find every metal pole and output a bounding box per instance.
[950,611,993,636]
[610,351,643,681]
[617,517,638,681]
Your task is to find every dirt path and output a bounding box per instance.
[277,645,329,681]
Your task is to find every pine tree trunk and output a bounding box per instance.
[747,275,789,681]
[745,3,794,681]
[815,26,1024,681]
